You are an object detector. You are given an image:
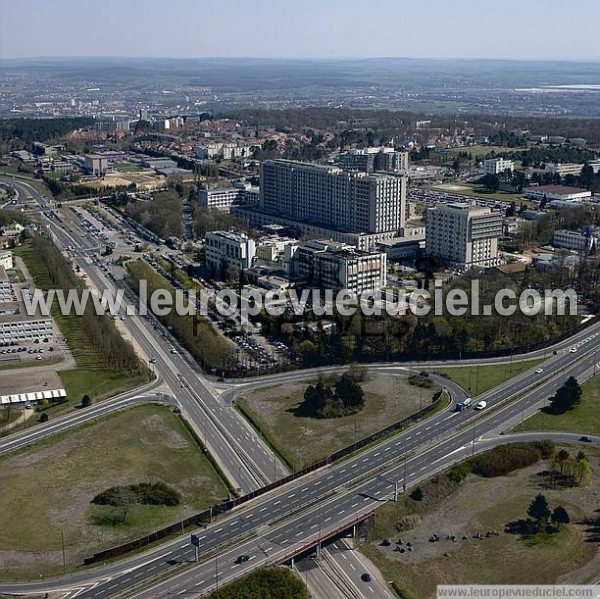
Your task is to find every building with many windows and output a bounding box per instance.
[553,229,596,252]
[259,159,407,236]
[204,231,256,278]
[287,240,386,293]
[426,203,503,269]
[483,158,514,175]
[0,250,13,270]
[339,147,409,173]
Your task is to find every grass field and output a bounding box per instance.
[13,242,147,405]
[236,374,438,468]
[362,450,600,598]
[0,404,227,580]
[432,359,543,397]
[516,374,600,436]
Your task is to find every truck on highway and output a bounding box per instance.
[455,397,472,412]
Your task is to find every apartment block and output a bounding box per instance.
[0,250,13,270]
[290,240,387,293]
[483,158,514,175]
[426,203,503,269]
[205,231,256,278]
[259,159,407,235]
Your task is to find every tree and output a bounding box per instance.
[527,494,550,530]
[39,412,49,423]
[81,394,92,408]
[334,373,365,410]
[111,486,137,523]
[549,377,582,414]
[551,506,570,529]
[556,449,570,475]
[409,486,424,501]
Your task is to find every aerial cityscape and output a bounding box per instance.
[1,1,600,599]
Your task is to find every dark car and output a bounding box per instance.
[235,554,250,564]
[361,572,372,582]
[579,436,592,443]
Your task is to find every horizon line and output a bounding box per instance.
[1,55,600,63]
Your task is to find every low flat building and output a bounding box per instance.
[0,267,12,302]
[524,185,592,202]
[553,229,594,252]
[84,154,108,177]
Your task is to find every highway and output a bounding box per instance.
[1,336,597,598]
[1,175,289,494]
[2,176,600,597]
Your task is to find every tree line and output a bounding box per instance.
[31,235,142,374]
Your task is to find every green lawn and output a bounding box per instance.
[13,243,148,403]
[516,374,600,436]
[0,404,228,580]
[432,359,543,397]
[236,374,438,468]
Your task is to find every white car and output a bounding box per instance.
[535,368,544,374]
[570,347,577,353]
[474,400,487,410]
[170,349,178,354]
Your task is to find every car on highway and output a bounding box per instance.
[580,436,592,443]
[235,554,250,564]
[170,349,178,354]
[535,368,544,374]
[149,357,157,363]
[474,400,487,410]
[360,572,372,582]
[570,347,577,353]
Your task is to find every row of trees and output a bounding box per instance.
[32,235,142,374]
[126,260,235,372]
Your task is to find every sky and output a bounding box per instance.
[1,0,599,61]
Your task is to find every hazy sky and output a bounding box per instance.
[1,0,599,60]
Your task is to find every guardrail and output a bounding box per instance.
[82,390,447,565]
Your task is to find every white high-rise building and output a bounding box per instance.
[204,231,256,278]
[260,159,407,235]
[483,158,514,175]
[426,203,503,270]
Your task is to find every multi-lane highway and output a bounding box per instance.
[2,176,600,598]
[1,175,290,494]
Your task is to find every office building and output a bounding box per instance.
[426,203,503,269]
[259,159,407,235]
[84,154,108,177]
[339,147,409,173]
[553,229,595,252]
[0,250,13,270]
[544,163,584,178]
[256,236,298,263]
[483,158,514,175]
[290,240,386,293]
[205,231,256,278]
[0,267,11,302]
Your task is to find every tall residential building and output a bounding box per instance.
[483,158,514,175]
[291,240,387,293]
[426,203,503,270]
[259,159,407,235]
[204,231,256,278]
[339,147,409,173]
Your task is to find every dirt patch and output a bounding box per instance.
[364,447,600,597]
